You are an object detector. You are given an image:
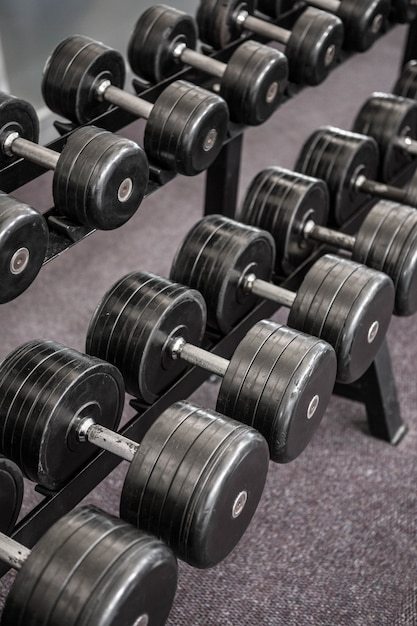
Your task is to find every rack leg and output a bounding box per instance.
[402,18,417,66]
[204,134,243,217]
[334,339,407,445]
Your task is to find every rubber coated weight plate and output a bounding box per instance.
[354,200,417,315]
[337,0,389,51]
[0,92,39,167]
[353,200,406,271]
[406,169,417,207]
[86,270,206,403]
[288,257,370,382]
[390,0,417,22]
[217,320,336,462]
[122,407,200,543]
[128,5,198,83]
[3,505,178,626]
[289,254,394,383]
[122,277,204,402]
[389,221,417,317]
[196,0,257,49]
[145,80,229,175]
[121,401,268,568]
[0,339,66,477]
[0,456,24,534]
[180,416,266,567]
[353,93,417,181]
[128,415,235,563]
[53,126,148,230]
[296,126,380,225]
[240,166,329,275]
[394,60,417,99]
[0,194,48,303]
[42,35,125,124]
[170,214,275,333]
[0,339,124,490]
[221,41,288,125]
[220,324,312,456]
[170,216,234,329]
[286,8,343,85]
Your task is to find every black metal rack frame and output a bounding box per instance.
[0,6,416,572]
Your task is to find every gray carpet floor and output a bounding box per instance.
[0,23,415,626]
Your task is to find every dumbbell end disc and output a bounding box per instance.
[221,42,288,126]
[240,166,329,276]
[186,424,268,568]
[217,320,337,463]
[339,273,395,383]
[337,0,390,52]
[145,80,229,176]
[290,255,395,384]
[352,201,417,317]
[286,8,344,86]
[0,196,48,303]
[0,92,39,168]
[121,402,269,568]
[270,336,337,463]
[54,126,149,230]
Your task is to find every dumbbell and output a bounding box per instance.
[240,166,417,316]
[0,505,178,626]
[0,92,148,231]
[127,5,288,126]
[295,125,417,224]
[0,192,48,303]
[42,36,229,175]
[0,338,269,568]
[352,92,417,181]
[170,215,395,383]
[256,0,389,52]
[86,270,337,463]
[196,0,344,85]
[390,0,417,23]
[394,60,417,100]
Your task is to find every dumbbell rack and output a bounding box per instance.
[0,6,416,573]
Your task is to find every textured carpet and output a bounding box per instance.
[0,22,415,626]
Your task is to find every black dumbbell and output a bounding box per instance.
[0,338,268,568]
[0,456,24,536]
[0,92,148,231]
[257,0,389,51]
[352,92,417,181]
[42,36,229,176]
[0,192,48,303]
[86,270,337,463]
[0,505,178,626]
[170,215,395,383]
[240,166,417,316]
[295,125,417,224]
[390,0,417,22]
[196,0,344,85]
[394,60,417,100]
[127,5,288,126]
